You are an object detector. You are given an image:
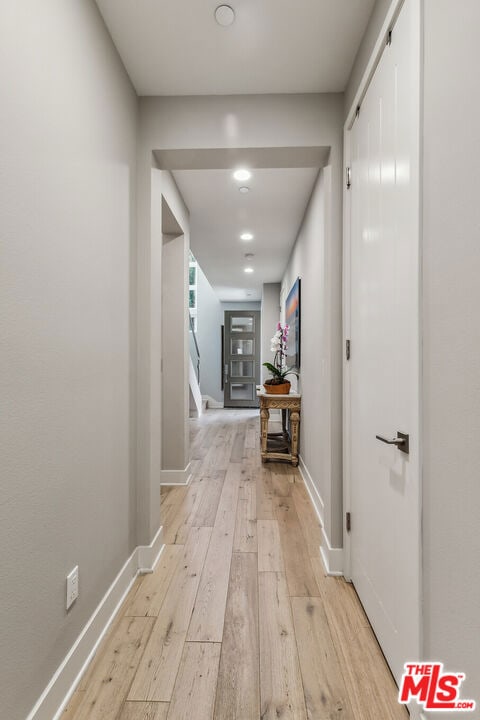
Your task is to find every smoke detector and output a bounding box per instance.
[215,5,235,26]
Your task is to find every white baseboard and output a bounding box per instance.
[298,455,343,576]
[203,395,224,409]
[298,455,325,527]
[26,528,165,720]
[137,525,165,573]
[160,462,192,486]
[320,528,344,577]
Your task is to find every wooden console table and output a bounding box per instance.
[257,389,301,466]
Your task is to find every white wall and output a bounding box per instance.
[196,265,224,402]
[282,167,343,548]
[140,94,343,157]
[162,231,190,473]
[261,284,281,384]
[0,2,138,719]
[221,302,262,312]
[422,0,480,707]
[344,0,396,117]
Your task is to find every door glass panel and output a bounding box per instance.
[230,316,254,333]
[231,360,253,377]
[231,338,254,356]
[230,383,254,401]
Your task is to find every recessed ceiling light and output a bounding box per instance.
[214,5,235,27]
[244,267,254,274]
[240,232,254,241]
[233,169,251,182]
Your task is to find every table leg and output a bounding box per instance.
[290,410,300,466]
[260,406,269,461]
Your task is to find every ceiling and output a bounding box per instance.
[95,1,375,300]
[95,0,376,96]
[173,167,319,301]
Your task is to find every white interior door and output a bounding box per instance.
[348,0,421,689]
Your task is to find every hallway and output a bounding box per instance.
[3,2,480,717]
[63,410,407,720]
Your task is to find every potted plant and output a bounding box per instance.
[263,322,298,394]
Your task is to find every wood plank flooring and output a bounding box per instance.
[63,409,408,720]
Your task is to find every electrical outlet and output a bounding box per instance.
[66,566,79,610]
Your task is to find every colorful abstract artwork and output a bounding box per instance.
[285,277,301,370]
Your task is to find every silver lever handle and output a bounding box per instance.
[375,431,409,454]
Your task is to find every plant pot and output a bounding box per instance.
[264,380,291,395]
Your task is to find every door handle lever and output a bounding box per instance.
[375,431,409,454]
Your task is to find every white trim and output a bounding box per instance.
[298,455,324,527]
[160,462,192,486]
[298,455,343,576]
[320,528,344,577]
[203,395,224,409]
[344,0,406,129]
[26,529,164,720]
[137,525,165,574]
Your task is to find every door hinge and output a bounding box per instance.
[346,512,351,533]
[346,167,351,190]
[346,339,351,361]
[355,105,361,119]
[386,29,392,46]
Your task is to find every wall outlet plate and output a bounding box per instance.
[66,566,79,610]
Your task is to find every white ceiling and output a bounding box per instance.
[96,0,376,96]
[95,1,375,300]
[173,167,319,301]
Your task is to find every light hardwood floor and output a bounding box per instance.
[63,409,407,720]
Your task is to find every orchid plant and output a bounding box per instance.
[263,322,299,385]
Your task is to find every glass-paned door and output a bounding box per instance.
[224,310,260,408]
